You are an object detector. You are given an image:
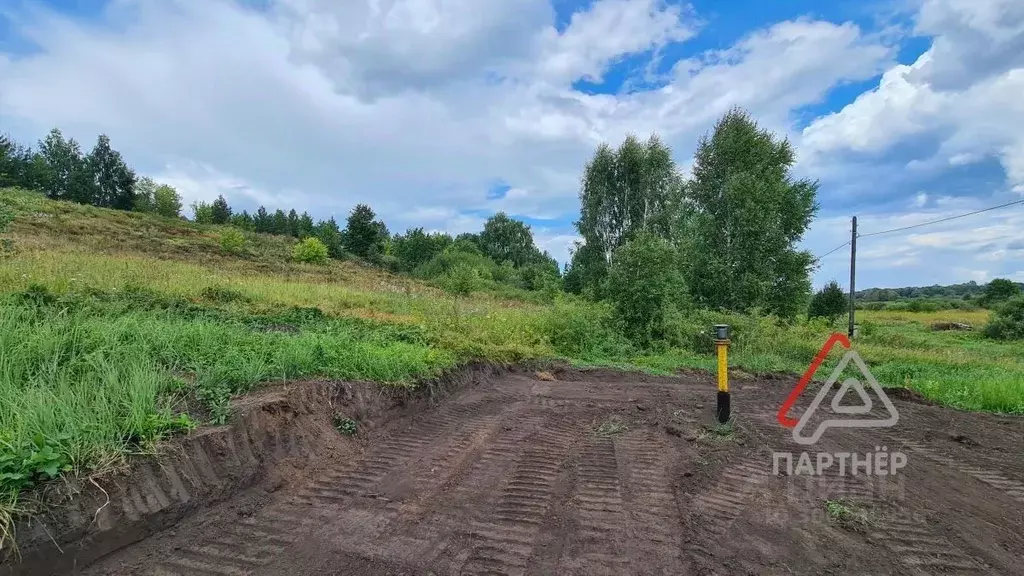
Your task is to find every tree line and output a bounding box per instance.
[563,108,819,344]
[1,127,560,293]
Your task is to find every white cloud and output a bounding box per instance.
[801,0,1024,192]
[0,0,1019,287]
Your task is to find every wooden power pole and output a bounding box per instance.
[848,216,857,339]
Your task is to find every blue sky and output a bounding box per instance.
[1,0,1022,289]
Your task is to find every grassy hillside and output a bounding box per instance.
[1,187,1022,543]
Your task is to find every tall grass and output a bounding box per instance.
[1,187,1023,545]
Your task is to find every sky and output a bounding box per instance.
[1,0,1023,289]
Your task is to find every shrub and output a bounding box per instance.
[983,295,1024,340]
[605,231,686,346]
[440,263,481,297]
[979,278,1022,309]
[292,237,329,264]
[809,280,847,321]
[219,228,246,254]
[541,296,631,358]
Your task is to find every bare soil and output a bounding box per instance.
[11,366,1024,575]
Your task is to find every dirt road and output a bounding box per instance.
[83,368,1024,575]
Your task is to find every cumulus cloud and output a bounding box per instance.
[801,0,1024,194]
[0,0,1020,286]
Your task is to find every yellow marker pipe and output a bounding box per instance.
[716,341,729,393]
[712,324,731,423]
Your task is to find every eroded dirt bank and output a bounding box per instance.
[6,365,1024,575]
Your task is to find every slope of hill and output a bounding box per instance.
[1,187,1023,549]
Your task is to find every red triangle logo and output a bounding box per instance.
[776,333,851,428]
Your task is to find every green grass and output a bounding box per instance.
[1,187,1023,547]
[824,499,872,531]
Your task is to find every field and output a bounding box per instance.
[1,187,1023,550]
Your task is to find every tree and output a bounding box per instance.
[287,209,300,238]
[343,204,387,258]
[254,206,271,233]
[134,176,158,213]
[605,231,685,345]
[392,227,453,271]
[153,184,183,218]
[297,212,315,239]
[191,201,214,224]
[314,217,344,258]
[85,134,135,210]
[980,278,1021,308]
[808,280,847,321]
[230,211,255,230]
[983,295,1024,340]
[211,195,232,224]
[37,128,90,203]
[272,209,288,235]
[573,134,682,296]
[479,212,537,268]
[680,108,818,319]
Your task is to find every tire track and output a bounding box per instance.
[903,441,1024,503]
[684,455,769,566]
[151,399,509,575]
[556,436,628,576]
[459,422,578,576]
[868,513,981,573]
[618,432,687,573]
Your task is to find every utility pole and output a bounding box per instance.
[848,216,857,339]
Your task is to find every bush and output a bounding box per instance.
[292,237,329,264]
[219,228,246,254]
[605,231,686,346]
[809,280,846,321]
[541,296,631,358]
[983,295,1024,340]
[440,263,481,297]
[979,278,1022,309]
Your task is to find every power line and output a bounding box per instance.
[814,240,851,262]
[858,199,1024,238]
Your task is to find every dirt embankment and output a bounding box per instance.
[4,364,1024,575]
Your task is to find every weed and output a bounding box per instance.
[595,418,628,437]
[697,420,740,443]
[824,499,872,531]
[200,285,251,304]
[333,416,358,436]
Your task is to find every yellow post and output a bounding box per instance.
[713,324,731,423]
[716,341,729,393]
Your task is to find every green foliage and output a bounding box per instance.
[605,231,686,345]
[541,296,631,358]
[230,211,255,231]
[133,176,157,213]
[983,295,1024,340]
[479,212,541,268]
[681,108,817,319]
[219,228,246,254]
[292,237,329,264]
[574,134,682,295]
[392,227,454,272]
[440,263,481,297]
[333,416,358,436]
[86,134,137,211]
[344,204,388,259]
[314,217,344,258]
[0,433,72,494]
[191,201,214,224]
[980,278,1022,308]
[211,195,232,225]
[809,280,847,321]
[153,184,183,218]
